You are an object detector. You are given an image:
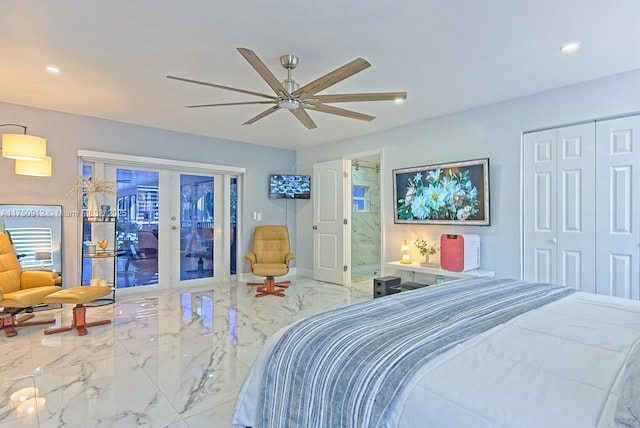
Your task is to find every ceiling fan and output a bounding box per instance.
[167,48,407,130]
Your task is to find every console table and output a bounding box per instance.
[385,261,495,283]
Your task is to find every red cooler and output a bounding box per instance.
[440,233,480,272]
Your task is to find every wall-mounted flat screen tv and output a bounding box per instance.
[393,158,490,225]
[269,174,311,199]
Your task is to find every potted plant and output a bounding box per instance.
[70,176,116,220]
[414,239,439,265]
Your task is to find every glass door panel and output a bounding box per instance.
[179,174,214,280]
[115,168,160,288]
[230,177,237,275]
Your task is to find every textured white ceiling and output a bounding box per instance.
[1,1,639,149]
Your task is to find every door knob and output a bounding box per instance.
[172,225,177,230]
[313,225,318,230]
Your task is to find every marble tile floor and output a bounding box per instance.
[0,277,372,428]
[351,264,381,281]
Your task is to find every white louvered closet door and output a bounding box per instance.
[523,123,595,291]
[595,115,640,299]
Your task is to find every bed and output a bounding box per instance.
[232,277,640,428]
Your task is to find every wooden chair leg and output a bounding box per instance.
[255,277,286,298]
[44,305,111,336]
[1,313,55,337]
[274,280,290,288]
[1,317,18,337]
[249,277,290,290]
[15,314,35,323]
[15,317,56,327]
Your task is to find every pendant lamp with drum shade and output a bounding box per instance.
[15,156,52,176]
[1,124,52,177]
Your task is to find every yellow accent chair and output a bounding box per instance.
[0,232,62,337]
[245,225,295,297]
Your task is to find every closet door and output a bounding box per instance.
[556,124,596,292]
[523,129,558,284]
[523,123,595,290]
[595,115,640,299]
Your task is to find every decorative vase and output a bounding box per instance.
[86,193,100,220]
[421,254,437,266]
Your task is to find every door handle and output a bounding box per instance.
[313,225,318,230]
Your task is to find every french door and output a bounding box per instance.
[169,171,222,286]
[81,153,240,292]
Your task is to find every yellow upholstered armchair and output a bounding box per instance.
[0,232,62,336]
[245,225,295,297]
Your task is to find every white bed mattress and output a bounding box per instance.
[233,291,640,428]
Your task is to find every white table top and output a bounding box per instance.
[386,261,495,279]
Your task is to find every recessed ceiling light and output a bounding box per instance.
[560,42,580,54]
[45,65,61,74]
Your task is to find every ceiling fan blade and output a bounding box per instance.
[186,101,275,108]
[289,108,317,129]
[306,103,375,122]
[292,58,371,97]
[243,105,280,125]
[167,75,277,100]
[237,48,291,98]
[306,92,407,103]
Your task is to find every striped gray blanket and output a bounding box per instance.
[256,277,575,428]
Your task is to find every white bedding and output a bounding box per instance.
[233,291,640,428]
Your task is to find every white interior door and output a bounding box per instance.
[313,159,346,285]
[523,123,595,291]
[556,124,596,292]
[595,115,640,299]
[523,129,558,283]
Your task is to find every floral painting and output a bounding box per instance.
[393,158,490,225]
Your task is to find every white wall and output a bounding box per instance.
[0,102,297,285]
[295,69,640,280]
[5,68,640,284]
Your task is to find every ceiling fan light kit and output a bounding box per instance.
[279,99,300,110]
[168,48,407,129]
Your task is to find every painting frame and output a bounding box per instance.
[393,158,490,225]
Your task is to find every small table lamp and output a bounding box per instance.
[35,251,52,268]
[400,240,412,264]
